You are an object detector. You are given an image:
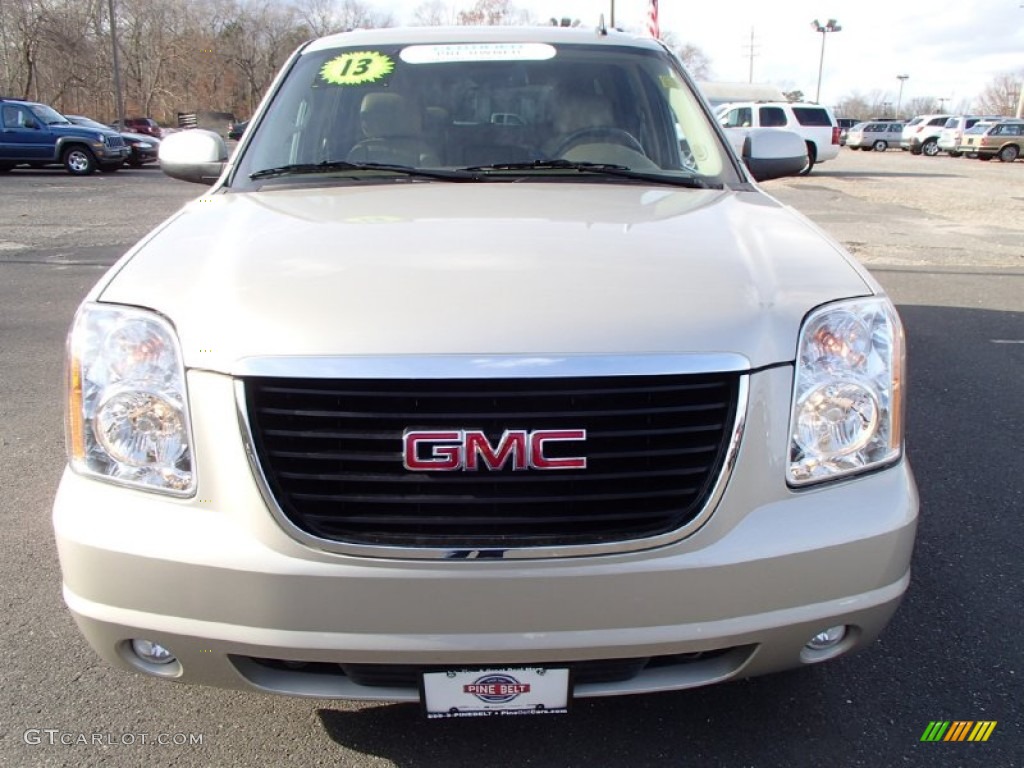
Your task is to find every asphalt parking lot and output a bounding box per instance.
[0,151,1021,767]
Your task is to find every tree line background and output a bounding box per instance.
[0,0,1017,126]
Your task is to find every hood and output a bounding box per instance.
[54,123,120,139]
[99,183,872,373]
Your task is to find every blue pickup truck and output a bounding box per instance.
[0,98,129,174]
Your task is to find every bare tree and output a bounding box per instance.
[975,70,1024,116]
[411,0,458,25]
[676,43,711,81]
[457,0,532,26]
[295,0,394,36]
[904,96,940,116]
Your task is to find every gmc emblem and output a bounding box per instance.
[402,429,587,471]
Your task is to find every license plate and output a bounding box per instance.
[422,667,570,718]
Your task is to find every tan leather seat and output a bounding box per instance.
[347,93,441,166]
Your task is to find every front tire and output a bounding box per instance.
[62,146,97,175]
[921,139,940,157]
[873,140,887,152]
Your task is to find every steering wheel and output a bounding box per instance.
[553,127,646,158]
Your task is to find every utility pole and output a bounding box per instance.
[609,0,615,27]
[0,0,12,94]
[108,0,125,124]
[744,27,759,83]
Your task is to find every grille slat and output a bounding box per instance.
[269,443,719,463]
[292,485,696,505]
[276,466,703,484]
[245,372,739,549]
[264,422,725,441]
[259,401,726,420]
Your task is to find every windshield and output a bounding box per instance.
[29,104,70,125]
[232,38,733,189]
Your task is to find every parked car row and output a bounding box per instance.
[0,97,164,174]
[842,113,1022,163]
[66,116,160,167]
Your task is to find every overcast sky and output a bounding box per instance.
[376,0,1024,109]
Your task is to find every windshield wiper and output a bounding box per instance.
[249,161,479,181]
[461,159,716,189]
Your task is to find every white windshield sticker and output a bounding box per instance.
[399,43,556,64]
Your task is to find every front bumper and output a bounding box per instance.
[53,367,918,701]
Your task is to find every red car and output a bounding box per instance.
[112,117,162,139]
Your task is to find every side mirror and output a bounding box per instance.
[741,129,808,181]
[23,118,39,130]
[159,129,228,185]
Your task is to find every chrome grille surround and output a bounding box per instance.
[235,354,749,560]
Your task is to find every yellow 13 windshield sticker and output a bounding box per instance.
[320,51,394,85]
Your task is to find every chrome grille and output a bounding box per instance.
[243,372,740,551]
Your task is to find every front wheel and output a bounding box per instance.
[998,145,1019,163]
[799,142,816,175]
[62,146,96,175]
[873,140,887,152]
[921,139,940,157]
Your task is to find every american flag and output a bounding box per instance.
[647,0,660,39]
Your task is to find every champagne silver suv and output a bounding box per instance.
[54,25,916,718]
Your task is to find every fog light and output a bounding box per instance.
[806,625,847,650]
[131,639,176,665]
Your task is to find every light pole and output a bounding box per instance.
[896,74,908,119]
[811,18,841,103]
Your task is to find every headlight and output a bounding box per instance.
[788,297,905,486]
[66,304,195,495]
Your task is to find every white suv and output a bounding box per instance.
[717,101,840,174]
[54,26,915,718]
[900,114,954,155]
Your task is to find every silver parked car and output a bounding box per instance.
[54,25,916,718]
[845,121,904,151]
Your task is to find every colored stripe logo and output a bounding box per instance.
[920,721,997,742]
